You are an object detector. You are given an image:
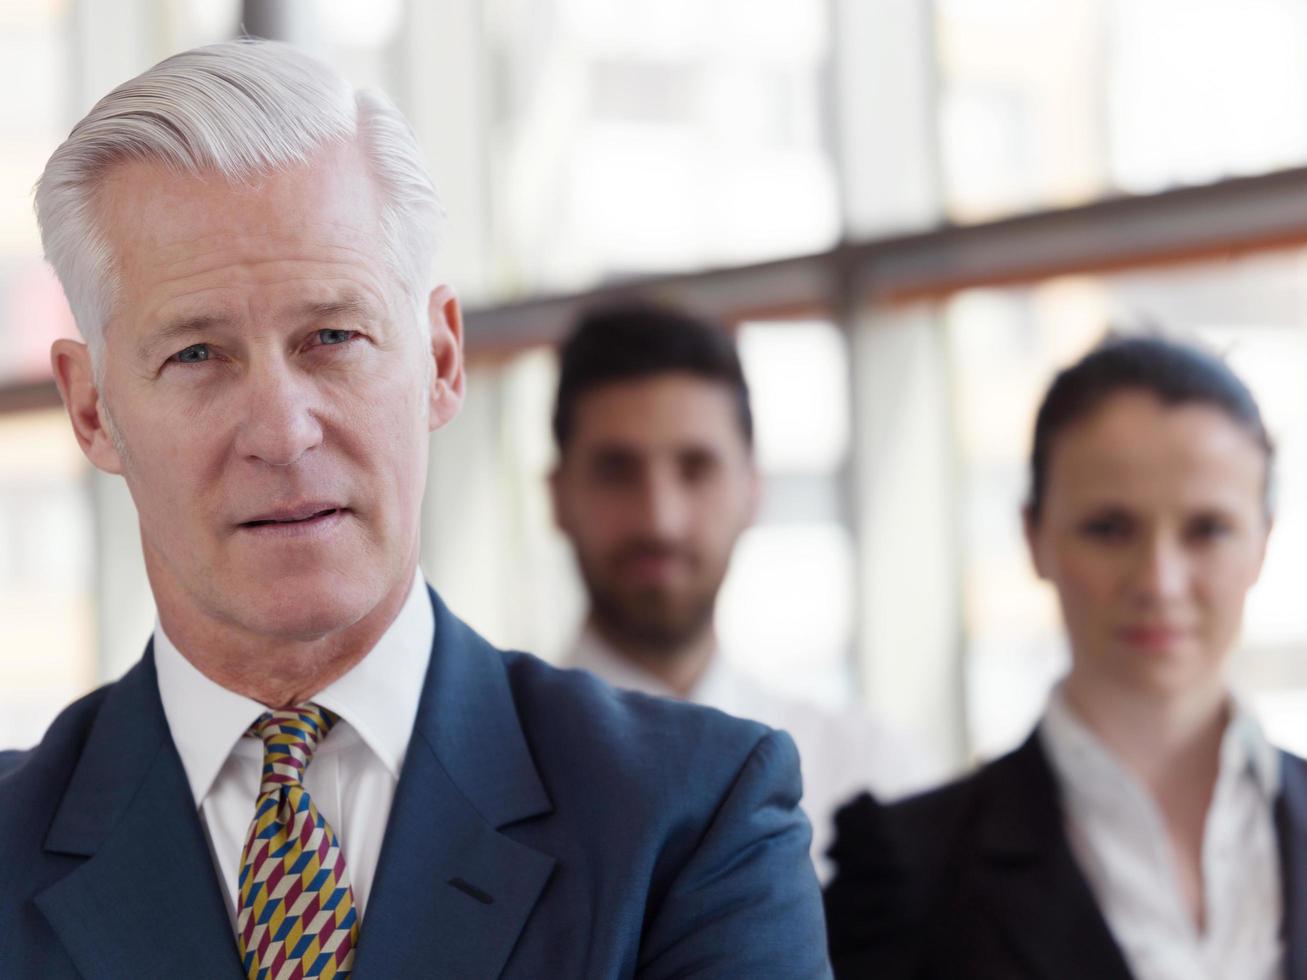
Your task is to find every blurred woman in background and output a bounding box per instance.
[824,334,1307,980]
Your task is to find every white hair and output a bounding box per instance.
[35,38,444,368]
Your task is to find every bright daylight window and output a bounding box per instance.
[936,0,1307,222]
[0,0,75,383]
[0,409,94,748]
[482,0,839,295]
[720,320,853,709]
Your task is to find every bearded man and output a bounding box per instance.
[551,303,938,881]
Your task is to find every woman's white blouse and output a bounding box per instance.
[1040,688,1283,980]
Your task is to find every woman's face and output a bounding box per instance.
[1025,390,1270,702]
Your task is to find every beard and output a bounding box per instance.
[576,540,726,656]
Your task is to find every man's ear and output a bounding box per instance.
[426,284,465,432]
[51,339,124,475]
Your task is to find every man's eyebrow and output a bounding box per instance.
[138,314,232,361]
[137,296,381,361]
[292,295,379,322]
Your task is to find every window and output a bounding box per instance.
[0,0,76,384]
[0,409,94,747]
[936,0,1307,221]
[721,320,853,707]
[482,0,838,295]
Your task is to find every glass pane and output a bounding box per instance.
[1107,0,1307,194]
[319,0,405,95]
[935,0,1307,221]
[718,521,856,708]
[947,247,1307,759]
[726,318,854,704]
[738,319,849,475]
[935,0,1107,222]
[422,349,582,661]
[0,408,95,748]
[483,0,838,295]
[0,0,77,384]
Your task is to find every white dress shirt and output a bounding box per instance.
[154,570,434,924]
[1040,686,1284,980]
[566,630,941,881]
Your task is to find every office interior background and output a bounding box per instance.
[7,0,1307,773]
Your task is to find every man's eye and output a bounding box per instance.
[317,328,356,346]
[170,343,211,364]
[594,459,636,484]
[1081,514,1132,541]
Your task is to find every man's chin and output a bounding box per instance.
[213,571,382,643]
[596,595,716,655]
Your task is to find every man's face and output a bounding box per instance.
[58,142,461,643]
[551,373,759,652]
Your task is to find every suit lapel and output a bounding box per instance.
[970,734,1134,980]
[34,647,244,978]
[352,590,555,979]
[1276,751,1307,980]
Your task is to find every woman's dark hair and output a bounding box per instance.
[1028,333,1274,521]
[552,301,753,451]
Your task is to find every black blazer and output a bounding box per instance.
[824,730,1307,980]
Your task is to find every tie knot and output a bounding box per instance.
[248,703,337,794]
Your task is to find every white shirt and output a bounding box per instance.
[1039,686,1284,980]
[154,570,434,924]
[566,630,940,881]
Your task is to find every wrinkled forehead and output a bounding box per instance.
[94,140,384,283]
[90,142,394,338]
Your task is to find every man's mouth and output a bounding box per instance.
[240,504,347,528]
[613,545,694,584]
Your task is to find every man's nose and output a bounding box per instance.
[638,469,691,539]
[233,362,324,466]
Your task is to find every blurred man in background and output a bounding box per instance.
[551,302,940,879]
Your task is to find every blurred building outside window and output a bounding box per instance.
[481,0,839,296]
[721,319,854,709]
[0,0,76,385]
[935,0,1307,222]
[0,409,94,748]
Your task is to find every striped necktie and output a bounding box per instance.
[236,704,360,980]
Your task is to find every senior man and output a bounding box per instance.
[0,40,830,979]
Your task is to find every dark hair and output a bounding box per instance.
[1028,333,1274,521]
[552,301,753,451]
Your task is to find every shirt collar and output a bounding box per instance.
[155,569,435,807]
[566,626,732,706]
[1040,681,1280,806]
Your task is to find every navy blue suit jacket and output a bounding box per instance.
[824,730,1307,979]
[0,589,830,978]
